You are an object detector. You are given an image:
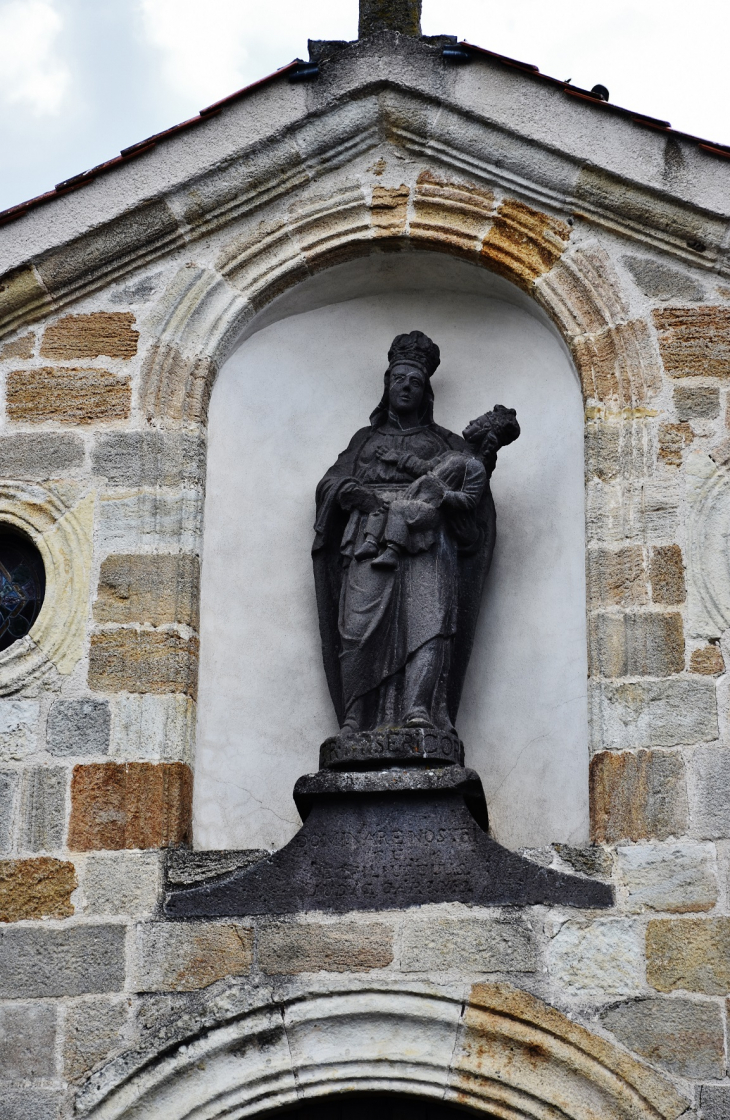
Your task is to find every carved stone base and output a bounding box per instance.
[165,769,612,916]
[320,725,464,769]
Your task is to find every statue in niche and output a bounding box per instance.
[313,330,519,739]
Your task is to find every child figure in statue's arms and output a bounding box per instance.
[354,406,519,570]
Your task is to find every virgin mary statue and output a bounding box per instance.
[312,330,518,739]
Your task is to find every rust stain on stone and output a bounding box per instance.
[590,749,688,843]
[371,184,409,237]
[7,366,131,424]
[653,307,730,378]
[411,170,494,254]
[0,857,77,921]
[68,761,192,851]
[41,311,139,360]
[88,628,199,697]
[481,198,571,290]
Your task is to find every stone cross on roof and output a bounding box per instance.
[359,0,422,37]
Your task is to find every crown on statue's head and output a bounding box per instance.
[387,331,441,379]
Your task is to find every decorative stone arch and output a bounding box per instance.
[140,178,660,429]
[78,982,688,1120]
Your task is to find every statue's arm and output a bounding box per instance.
[441,459,486,511]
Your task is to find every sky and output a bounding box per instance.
[0,0,728,214]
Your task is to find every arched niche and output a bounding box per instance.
[194,250,588,851]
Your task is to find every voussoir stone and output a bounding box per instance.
[401,916,538,973]
[47,698,110,757]
[618,842,717,913]
[68,761,192,850]
[647,916,730,994]
[132,921,253,991]
[259,920,393,973]
[0,857,76,921]
[590,749,688,842]
[0,924,125,998]
[601,996,724,1079]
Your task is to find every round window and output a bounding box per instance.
[0,527,46,652]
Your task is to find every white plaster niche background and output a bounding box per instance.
[195,252,588,851]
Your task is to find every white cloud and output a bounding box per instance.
[136,0,355,107]
[0,0,69,115]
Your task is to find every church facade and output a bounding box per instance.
[1,4,730,1117]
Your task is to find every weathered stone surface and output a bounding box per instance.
[658,422,693,466]
[585,423,621,480]
[359,0,421,35]
[674,383,720,420]
[0,924,125,997]
[97,488,202,554]
[259,921,393,974]
[481,198,571,289]
[0,331,34,359]
[91,431,205,487]
[0,265,53,332]
[0,1089,62,1120]
[371,184,409,237]
[0,770,17,851]
[589,611,684,677]
[649,545,685,604]
[94,554,200,628]
[553,843,613,878]
[624,257,706,302]
[587,479,679,545]
[0,1001,57,1078]
[691,644,725,674]
[0,700,39,762]
[47,698,110,757]
[654,307,730,377]
[688,746,730,839]
[132,921,252,991]
[0,432,84,478]
[7,366,131,424]
[110,694,195,764]
[0,857,76,921]
[165,847,268,889]
[35,201,182,296]
[68,761,192,850]
[601,997,723,1078]
[19,767,67,851]
[590,678,718,750]
[63,996,129,1081]
[618,842,717,913]
[575,321,660,406]
[40,311,138,359]
[401,916,538,973]
[82,850,160,916]
[88,628,199,696]
[590,750,688,842]
[647,917,730,994]
[549,918,643,997]
[411,171,494,252]
[700,1086,730,1120]
[587,546,647,607]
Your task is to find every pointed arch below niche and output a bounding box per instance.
[78,982,688,1120]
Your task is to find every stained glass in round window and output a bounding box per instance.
[0,527,45,652]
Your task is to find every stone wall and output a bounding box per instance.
[0,30,729,1119]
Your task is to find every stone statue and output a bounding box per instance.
[313,330,519,741]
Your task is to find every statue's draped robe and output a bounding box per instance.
[313,422,496,731]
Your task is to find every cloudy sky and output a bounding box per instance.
[0,0,727,214]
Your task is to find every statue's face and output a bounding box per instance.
[388,363,426,415]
